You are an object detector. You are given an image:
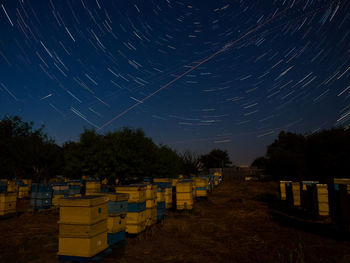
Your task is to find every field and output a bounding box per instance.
[1,180,350,263]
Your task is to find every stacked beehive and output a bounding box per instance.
[52,183,69,206]
[301,181,319,214]
[291,182,301,207]
[156,186,166,221]
[22,179,32,189]
[57,196,109,260]
[105,193,128,246]
[0,192,16,216]
[30,183,53,210]
[153,179,172,209]
[176,181,193,210]
[145,184,157,227]
[0,181,7,192]
[194,177,207,198]
[86,181,101,195]
[7,181,18,193]
[18,184,30,198]
[279,181,292,201]
[316,184,329,216]
[214,172,222,186]
[331,178,350,227]
[115,185,146,234]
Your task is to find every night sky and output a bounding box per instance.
[1,0,349,165]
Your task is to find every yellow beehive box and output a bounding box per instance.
[334,178,350,185]
[0,192,17,215]
[165,187,172,196]
[7,182,18,193]
[157,191,165,202]
[126,210,146,225]
[57,231,108,258]
[115,185,146,203]
[176,192,193,201]
[196,189,207,197]
[176,182,192,193]
[22,179,32,187]
[146,184,157,200]
[145,210,152,227]
[292,182,301,207]
[59,219,107,238]
[146,199,157,208]
[317,184,329,216]
[172,179,178,187]
[107,215,126,233]
[126,221,146,234]
[165,192,172,209]
[59,196,108,224]
[53,195,65,206]
[85,181,101,193]
[279,181,291,201]
[153,178,172,183]
[176,199,193,210]
[0,192,17,203]
[105,193,129,202]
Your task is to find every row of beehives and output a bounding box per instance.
[279,178,350,226]
[0,179,32,199]
[57,174,223,261]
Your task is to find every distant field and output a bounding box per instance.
[1,180,350,263]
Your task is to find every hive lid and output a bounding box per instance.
[146,184,158,190]
[116,185,146,191]
[59,195,108,207]
[105,193,129,202]
[334,178,350,184]
[153,178,171,183]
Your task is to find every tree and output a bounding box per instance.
[251,156,269,170]
[200,149,232,171]
[180,150,201,176]
[0,115,63,180]
[155,145,183,178]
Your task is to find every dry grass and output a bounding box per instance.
[1,181,350,262]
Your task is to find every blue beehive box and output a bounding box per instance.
[127,202,146,213]
[107,231,126,246]
[108,200,128,215]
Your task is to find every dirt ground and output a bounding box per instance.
[1,180,350,263]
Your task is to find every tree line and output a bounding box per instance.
[0,115,232,183]
[252,127,350,183]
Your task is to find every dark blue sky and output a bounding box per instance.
[1,0,349,165]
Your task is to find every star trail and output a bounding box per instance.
[1,0,349,164]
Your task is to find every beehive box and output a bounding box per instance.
[292,182,301,207]
[85,181,101,194]
[164,187,172,209]
[126,210,146,225]
[126,221,146,234]
[115,185,146,203]
[59,219,107,238]
[18,185,30,198]
[0,192,17,215]
[7,182,18,193]
[157,188,165,202]
[57,232,108,258]
[107,231,126,246]
[107,214,126,233]
[279,181,291,201]
[317,184,329,216]
[146,184,157,200]
[59,196,108,224]
[176,192,193,201]
[52,195,65,207]
[176,182,192,193]
[105,193,129,216]
[146,199,157,208]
